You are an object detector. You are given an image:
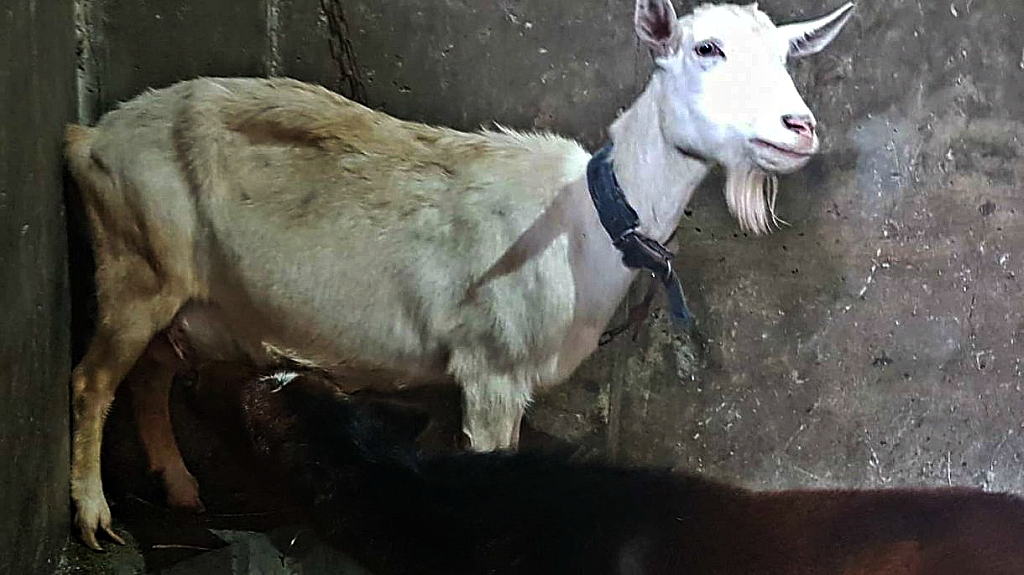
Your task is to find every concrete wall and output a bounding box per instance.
[71,0,1024,507]
[539,0,1023,491]
[0,0,76,573]
[78,0,271,124]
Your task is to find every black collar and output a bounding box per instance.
[586,143,693,330]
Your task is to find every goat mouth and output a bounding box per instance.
[751,139,815,159]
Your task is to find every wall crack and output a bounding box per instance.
[319,0,367,104]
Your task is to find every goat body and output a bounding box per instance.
[235,368,1024,575]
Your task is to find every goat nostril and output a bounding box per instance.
[782,114,815,136]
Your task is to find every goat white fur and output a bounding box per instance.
[64,0,854,550]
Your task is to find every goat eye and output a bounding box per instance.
[694,41,723,58]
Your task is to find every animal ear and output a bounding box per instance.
[778,2,855,59]
[635,0,681,58]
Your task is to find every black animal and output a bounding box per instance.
[218,365,1024,575]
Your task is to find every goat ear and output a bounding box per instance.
[779,2,855,59]
[635,0,681,58]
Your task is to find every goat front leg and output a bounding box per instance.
[459,374,532,452]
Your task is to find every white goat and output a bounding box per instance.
[64,0,854,550]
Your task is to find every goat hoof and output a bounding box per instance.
[75,497,124,551]
[161,466,205,513]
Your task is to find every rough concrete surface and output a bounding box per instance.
[277,0,344,91]
[62,0,1024,572]
[532,0,1024,492]
[0,0,76,573]
[342,0,644,147]
[80,0,271,120]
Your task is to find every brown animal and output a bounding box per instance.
[64,0,854,549]
[228,366,1024,575]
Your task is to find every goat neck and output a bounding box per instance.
[606,75,711,245]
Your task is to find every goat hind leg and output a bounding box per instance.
[72,297,184,550]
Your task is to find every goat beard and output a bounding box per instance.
[724,166,785,235]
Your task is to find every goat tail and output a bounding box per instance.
[64,123,117,205]
[64,124,95,178]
